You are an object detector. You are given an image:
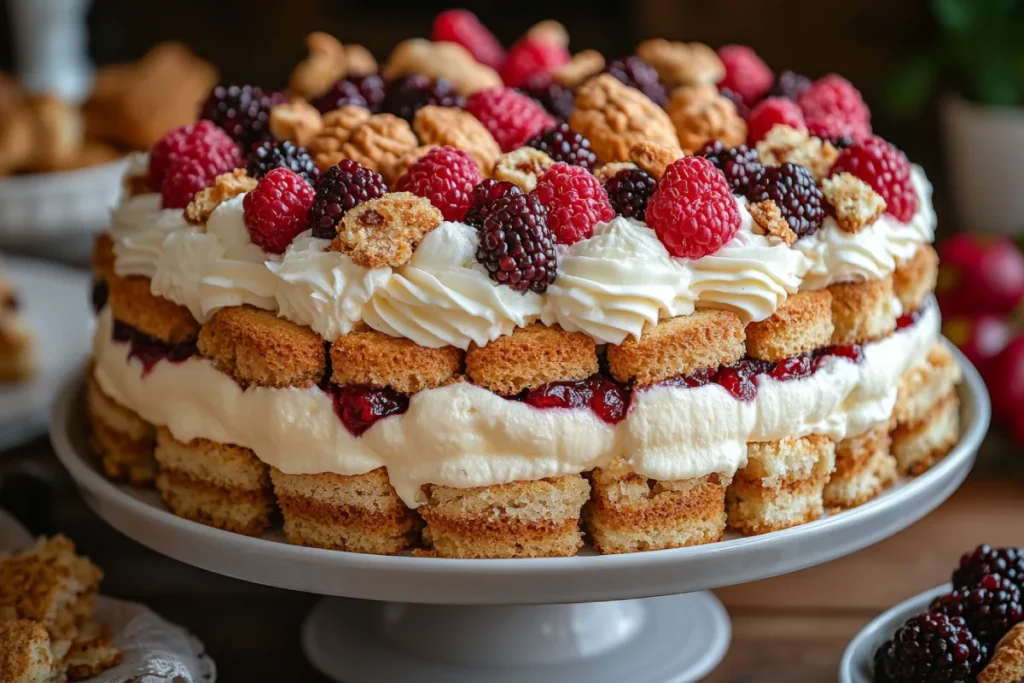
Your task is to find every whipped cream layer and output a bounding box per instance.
[93,302,940,508]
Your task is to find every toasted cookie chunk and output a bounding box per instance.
[0,620,57,683]
[979,622,1024,683]
[824,424,897,509]
[332,192,442,269]
[107,274,199,344]
[465,324,597,395]
[330,328,462,393]
[828,276,898,345]
[746,291,834,362]
[893,244,939,313]
[606,310,745,387]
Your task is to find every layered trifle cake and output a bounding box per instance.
[86,17,960,557]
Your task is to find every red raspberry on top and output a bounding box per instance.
[797,74,871,142]
[161,157,227,209]
[746,97,805,145]
[395,146,482,222]
[501,36,570,89]
[531,163,615,245]
[646,156,741,259]
[465,88,556,152]
[243,168,315,254]
[431,9,506,70]
[717,45,773,106]
[831,135,918,223]
[147,120,240,192]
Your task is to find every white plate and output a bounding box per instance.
[1,256,92,450]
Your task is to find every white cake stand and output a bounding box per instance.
[51,346,990,683]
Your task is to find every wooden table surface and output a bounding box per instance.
[1,438,1021,683]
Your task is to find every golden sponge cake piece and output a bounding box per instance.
[87,374,157,485]
[65,621,123,680]
[824,424,897,509]
[271,467,421,555]
[418,475,590,558]
[0,620,60,683]
[980,622,1024,683]
[198,306,325,388]
[893,244,939,314]
[466,324,597,395]
[745,290,834,362]
[154,428,275,537]
[107,274,199,344]
[727,435,836,535]
[828,275,898,345]
[607,310,745,387]
[331,327,463,393]
[891,389,960,476]
[893,342,962,428]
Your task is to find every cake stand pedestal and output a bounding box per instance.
[50,345,990,683]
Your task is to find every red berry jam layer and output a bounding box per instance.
[896,301,929,330]
[112,321,197,376]
[509,375,631,425]
[330,384,409,437]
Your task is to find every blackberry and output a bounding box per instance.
[874,613,986,683]
[831,135,855,149]
[199,83,283,149]
[604,168,657,221]
[745,163,826,237]
[518,75,574,120]
[527,122,597,171]
[382,74,465,122]
[930,574,1024,646]
[603,56,667,107]
[247,140,319,183]
[90,280,107,314]
[464,180,523,229]
[873,641,895,683]
[476,193,557,293]
[954,546,1024,592]
[308,159,388,239]
[718,87,750,118]
[769,70,812,100]
[697,140,763,194]
[314,73,387,114]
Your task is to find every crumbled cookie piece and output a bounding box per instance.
[822,172,887,233]
[332,192,443,268]
[629,141,684,180]
[756,124,838,181]
[594,162,638,183]
[311,111,418,175]
[22,94,85,172]
[666,84,747,153]
[980,622,1024,683]
[309,105,373,170]
[269,99,323,148]
[555,50,606,88]
[569,74,680,164]
[636,39,724,88]
[386,144,438,187]
[344,44,378,77]
[289,32,348,100]
[748,199,797,245]
[527,20,570,48]
[185,169,257,225]
[492,147,555,192]
[413,105,500,175]
[384,39,501,96]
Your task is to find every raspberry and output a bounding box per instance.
[531,163,615,245]
[431,9,506,70]
[717,45,773,106]
[717,88,750,118]
[518,75,575,120]
[476,192,557,293]
[199,83,284,149]
[147,120,241,191]
[603,56,667,107]
[527,121,598,171]
[831,136,918,223]
[525,379,592,410]
[247,140,319,183]
[874,613,986,683]
[465,87,556,152]
[604,168,657,221]
[382,74,465,122]
[697,140,763,194]
[161,157,224,209]
[745,163,826,237]
[646,156,741,259]
[314,74,387,114]
[797,74,871,142]
[501,36,570,89]
[746,97,806,145]
[769,70,811,100]
[242,168,315,254]
[715,359,763,401]
[309,159,388,239]
[464,179,523,229]
[954,545,1024,592]
[332,384,409,437]
[930,574,1024,646]
[395,146,482,221]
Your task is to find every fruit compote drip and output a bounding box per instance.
[331,384,409,437]
[896,301,928,330]
[520,375,631,424]
[112,322,196,376]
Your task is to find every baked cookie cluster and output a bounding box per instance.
[87,11,959,558]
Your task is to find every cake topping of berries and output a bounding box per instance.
[831,135,919,223]
[395,146,482,222]
[518,74,575,120]
[604,167,657,221]
[501,35,571,89]
[602,55,668,107]
[314,73,387,114]
[717,88,750,119]
[147,120,241,193]
[645,156,741,259]
[465,87,556,152]
[199,83,284,149]
[697,140,764,194]
[769,70,812,100]
[930,573,1024,646]
[873,613,986,683]
[382,74,465,122]
[476,192,557,293]
[523,376,631,424]
[531,163,615,245]
[464,179,523,229]
[247,140,319,183]
[717,45,773,106]
[745,162,827,238]
[308,159,388,239]
[431,9,506,70]
[527,121,598,171]
[242,167,316,254]
[796,74,871,142]
[332,384,409,437]
[746,97,806,146]
[954,545,1024,592]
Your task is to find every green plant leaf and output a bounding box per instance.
[885,54,941,116]
[933,0,977,34]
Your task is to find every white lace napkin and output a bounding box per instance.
[0,509,217,683]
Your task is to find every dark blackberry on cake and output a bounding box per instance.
[745,162,826,237]
[527,122,598,171]
[247,140,319,183]
[698,140,763,195]
[199,83,284,149]
[309,159,389,239]
[476,193,557,293]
